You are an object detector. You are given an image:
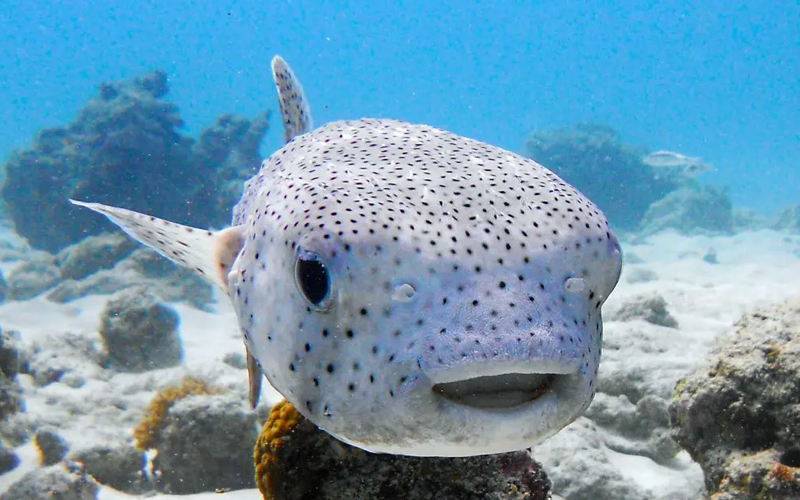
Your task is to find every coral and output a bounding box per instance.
[254,399,302,499]
[639,185,734,235]
[254,400,552,500]
[525,123,678,230]
[669,295,800,498]
[132,376,223,451]
[99,288,183,372]
[1,70,270,252]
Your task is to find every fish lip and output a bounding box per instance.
[432,372,560,410]
[425,359,582,410]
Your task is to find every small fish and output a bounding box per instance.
[642,150,714,178]
[71,55,623,457]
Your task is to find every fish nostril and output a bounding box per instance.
[392,283,416,302]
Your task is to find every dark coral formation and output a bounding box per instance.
[670,296,800,499]
[1,70,269,252]
[525,123,678,230]
[256,400,551,500]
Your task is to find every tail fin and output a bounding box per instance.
[70,200,244,292]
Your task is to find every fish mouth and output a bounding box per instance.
[432,372,557,410]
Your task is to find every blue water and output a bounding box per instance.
[1,0,798,213]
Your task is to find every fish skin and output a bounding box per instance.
[72,56,623,457]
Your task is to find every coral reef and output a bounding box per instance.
[98,288,183,372]
[639,185,734,235]
[255,400,552,500]
[670,295,800,499]
[608,293,678,328]
[1,70,269,252]
[525,123,678,230]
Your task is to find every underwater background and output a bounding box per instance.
[2,0,799,212]
[1,1,800,499]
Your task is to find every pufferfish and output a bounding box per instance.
[71,55,623,457]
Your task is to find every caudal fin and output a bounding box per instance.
[70,200,244,292]
[271,55,313,143]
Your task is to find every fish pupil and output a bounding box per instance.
[295,249,331,306]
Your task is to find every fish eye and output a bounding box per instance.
[294,248,332,308]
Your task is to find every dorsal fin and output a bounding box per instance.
[69,200,244,292]
[271,55,313,143]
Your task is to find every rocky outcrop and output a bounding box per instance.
[670,296,800,499]
[99,288,183,372]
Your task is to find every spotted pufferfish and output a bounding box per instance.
[72,55,623,457]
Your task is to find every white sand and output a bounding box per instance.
[1,228,799,498]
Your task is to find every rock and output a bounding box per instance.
[118,249,213,310]
[525,123,679,230]
[772,204,800,233]
[153,393,257,494]
[702,247,719,264]
[1,70,270,252]
[69,443,149,494]
[5,252,60,301]
[46,249,213,310]
[0,440,19,474]
[733,207,769,231]
[222,352,247,370]
[55,232,137,281]
[625,267,658,284]
[0,329,24,420]
[26,331,101,387]
[527,420,643,500]
[257,401,551,500]
[608,293,678,328]
[0,270,7,303]
[35,427,69,466]
[99,288,183,372]
[639,185,734,235]
[1,463,99,500]
[670,296,800,498]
